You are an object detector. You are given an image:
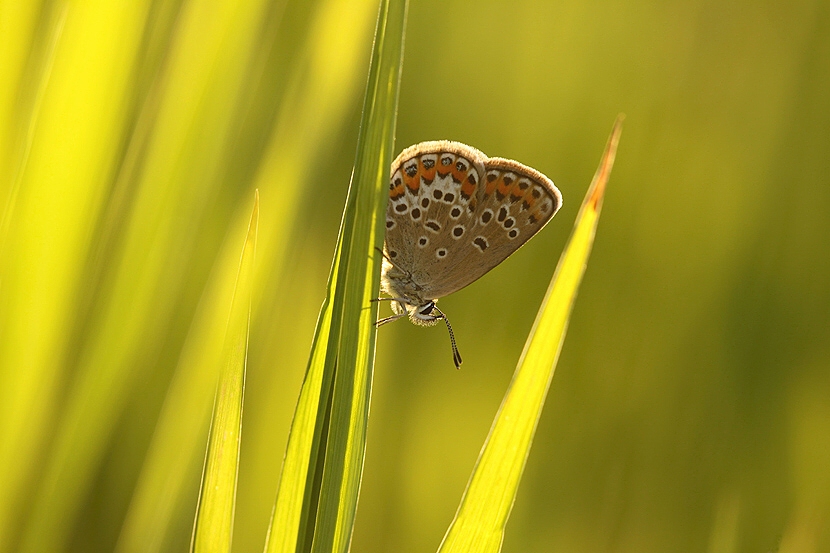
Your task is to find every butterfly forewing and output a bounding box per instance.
[383,141,561,301]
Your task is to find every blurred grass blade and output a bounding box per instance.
[438,115,624,553]
[191,191,259,553]
[264,1,408,552]
[115,2,378,550]
[0,3,154,549]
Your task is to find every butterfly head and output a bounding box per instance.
[401,299,462,369]
[408,300,441,326]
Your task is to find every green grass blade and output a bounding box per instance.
[191,192,259,553]
[438,116,624,553]
[0,3,154,549]
[115,2,377,550]
[264,246,340,553]
[264,1,408,552]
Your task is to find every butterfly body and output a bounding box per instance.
[379,140,562,366]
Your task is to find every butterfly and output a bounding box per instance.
[378,141,562,368]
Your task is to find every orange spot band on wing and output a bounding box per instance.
[485,174,498,196]
[421,160,436,181]
[449,166,464,183]
[390,184,405,200]
[521,196,537,210]
[461,177,476,199]
[404,171,420,194]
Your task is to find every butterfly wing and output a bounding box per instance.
[384,141,561,300]
[384,141,486,299]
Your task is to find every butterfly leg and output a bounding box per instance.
[376,312,407,327]
[372,297,411,327]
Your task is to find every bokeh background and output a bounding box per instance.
[1,0,829,552]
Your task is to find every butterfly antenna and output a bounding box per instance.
[433,306,462,369]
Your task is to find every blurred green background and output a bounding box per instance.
[1,0,829,552]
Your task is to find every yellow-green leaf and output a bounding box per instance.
[190,191,259,553]
[264,1,408,552]
[438,116,624,553]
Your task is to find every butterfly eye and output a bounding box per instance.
[418,301,436,316]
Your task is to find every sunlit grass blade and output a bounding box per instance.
[115,201,257,553]
[115,2,377,550]
[438,115,624,553]
[11,1,278,549]
[189,192,258,553]
[264,1,408,552]
[0,3,153,549]
[0,3,67,247]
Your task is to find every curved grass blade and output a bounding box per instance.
[438,115,624,553]
[190,191,259,553]
[264,1,408,552]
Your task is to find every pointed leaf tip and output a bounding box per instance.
[587,114,624,212]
